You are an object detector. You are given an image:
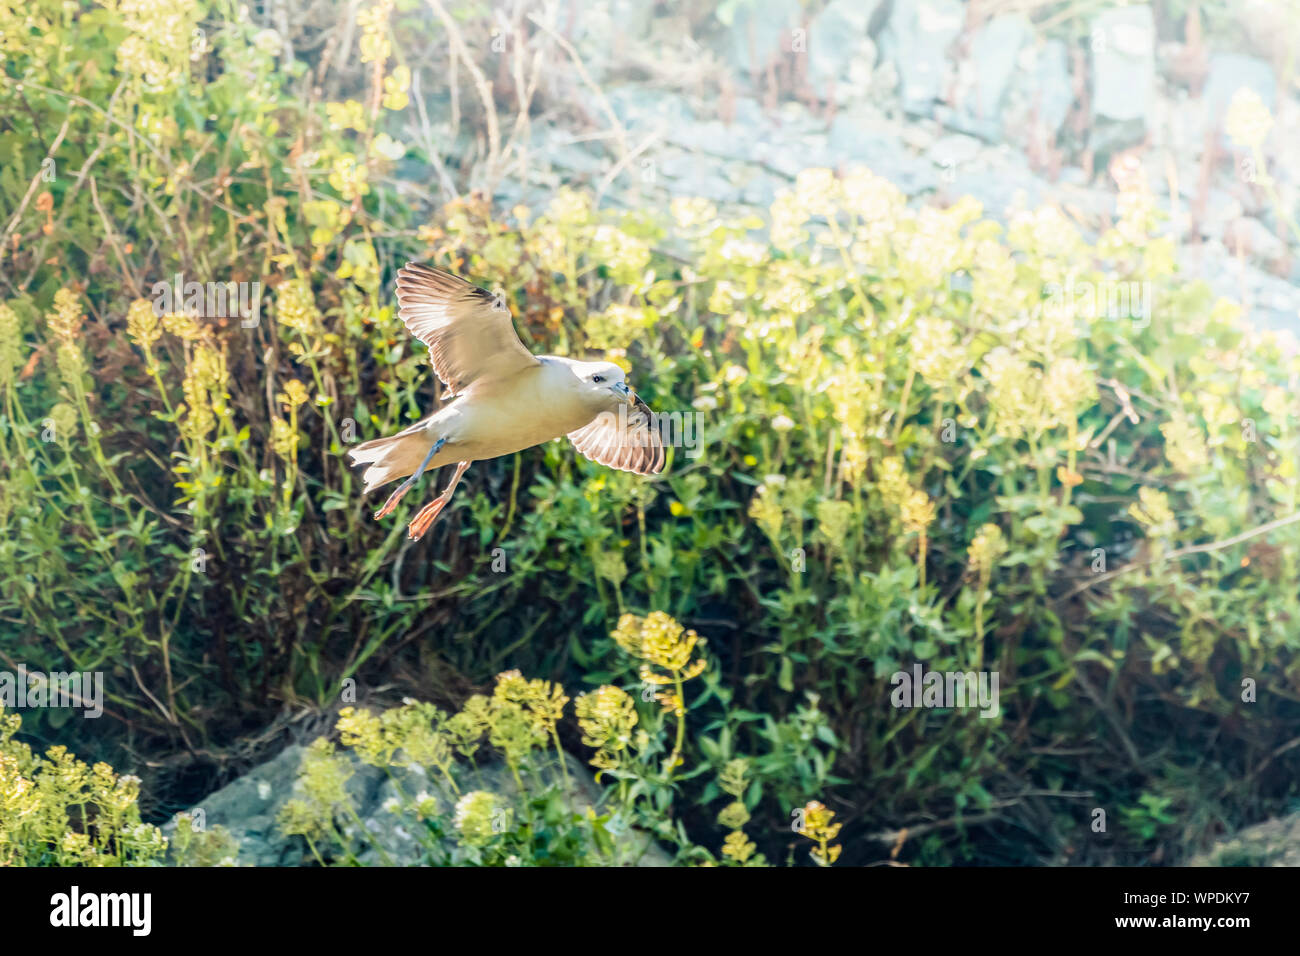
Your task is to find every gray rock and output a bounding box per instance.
[1035,40,1075,137]
[951,157,1051,219]
[927,132,982,170]
[1181,241,1300,340]
[1058,166,1089,187]
[603,86,695,131]
[1237,0,1300,64]
[806,0,879,96]
[164,744,380,867]
[541,139,609,177]
[728,0,802,77]
[168,741,671,867]
[1223,215,1287,265]
[728,94,768,130]
[1202,53,1276,147]
[827,112,938,193]
[1090,5,1155,142]
[967,14,1030,124]
[559,0,657,84]
[1199,186,1247,238]
[1190,811,1300,866]
[883,0,964,116]
[1000,39,1074,154]
[663,118,760,162]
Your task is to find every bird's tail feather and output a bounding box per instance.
[347,429,435,494]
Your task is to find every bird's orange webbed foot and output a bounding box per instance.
[372,483,410,520]
[407,460,471,541]
[407,497,449,540]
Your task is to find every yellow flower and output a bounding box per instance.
[276,279,322,337]
[0,303,21,388]
[191,345,227,391]
[815,498,853,551]
[126,299,162,350]
[619,611,705,673]
[590,225,650,284]
[584,304,649,350]
[967,523,1007,580]
[108,0,199,92]
[486,698,546,766]
[910,316,967,383]
[876,457,910,510]
[178,348,225,441]
[45,288,83,343]
[447,696,491,759]
[453,790,507,846]
[277,738,354,842]
[382,65,410,111]
[721,829,757,863]
[717,800,750,830]
[54,342,85,389]
[544,187,592,227]
[1160,417,1208,473]
[899,489,935,536]
[718,758,750,798]
[760,262,815,314]
[1043,357,1094,426]
[45,403,78,445]
[593,548,628,587]
[671,197,718,230]
[329,155,370,201]
[792,167,842,218]
[574,685,638,771]
[1129,487,1176,535]
[336,707,391,766]
[798,799,843,867]
[492,670,569,736]
[748,484,784,543]
[1225,88,1274,150]
[841,166,905,225]
[1262,386,1290,422]
[357,0,395,65]
[325,100,366,132]
[162,311,203,341]
[708,281,741,315]
[982,347,1037,438]
[278,379,309,409]
[770,189,810,251]
[270,417,298,458]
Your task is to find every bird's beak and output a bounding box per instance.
[613,381,633,404]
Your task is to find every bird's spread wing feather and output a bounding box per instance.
[567,397,666,476]
[394,262,539,396]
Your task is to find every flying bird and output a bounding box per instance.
[348,263,665,541]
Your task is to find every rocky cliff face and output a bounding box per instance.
[411,1,1300,339]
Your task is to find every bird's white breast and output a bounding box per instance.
[443,362,599,461]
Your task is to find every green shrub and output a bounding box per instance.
[2,0,1299,865]
[0,706,235,865]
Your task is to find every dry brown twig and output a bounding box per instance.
[426,0,502,189]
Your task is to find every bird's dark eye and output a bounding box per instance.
[592,375,604,383]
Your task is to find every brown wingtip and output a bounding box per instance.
[394,263,487,304]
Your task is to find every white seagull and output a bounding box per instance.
[348,263,666,540]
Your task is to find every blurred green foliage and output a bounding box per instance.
[2,0,1300,865]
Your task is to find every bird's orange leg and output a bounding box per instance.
[408,461,471,541]
[373,436,445,520]
[372,483,410,520]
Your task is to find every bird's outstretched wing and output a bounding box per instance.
[394,262,540,396]
[567,396,666,476]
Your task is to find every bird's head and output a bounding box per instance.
[573,360,634,411]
